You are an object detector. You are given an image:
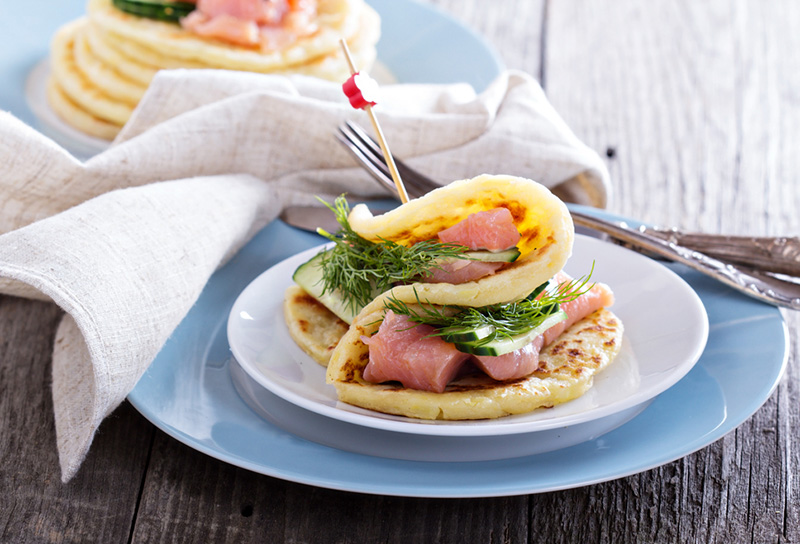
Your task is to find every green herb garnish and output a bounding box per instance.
[383,267,595,347]
[314,196,473,313]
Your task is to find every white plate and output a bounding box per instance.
[229,356,652,461]
[227,235,709,437]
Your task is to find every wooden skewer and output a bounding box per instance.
[339,39,409,204]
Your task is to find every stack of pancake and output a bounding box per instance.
[47,0,381,140]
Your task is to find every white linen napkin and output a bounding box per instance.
[0,68,610,481]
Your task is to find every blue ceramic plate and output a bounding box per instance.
[127,207,787,498]
[0,1,86,130]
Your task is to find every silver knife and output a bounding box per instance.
[280,204,396,234]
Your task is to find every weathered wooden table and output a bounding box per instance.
[2,1,798,542]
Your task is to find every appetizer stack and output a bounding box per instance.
[284,174,624,420]
[47,0,380,139]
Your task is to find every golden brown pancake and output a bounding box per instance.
[345,174,575,308]
[46,0,381,139]
[284,285,350,366]
[46,77,123,140]
[325,295,623,420]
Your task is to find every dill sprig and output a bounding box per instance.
[314,196,473,313]
[383,268,595,346]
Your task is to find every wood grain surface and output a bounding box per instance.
[1,1,798,543]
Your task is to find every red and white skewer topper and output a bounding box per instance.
[342,72,380,110]
[339,39,409,203]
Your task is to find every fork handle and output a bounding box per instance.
[640,228,800,277]
[570,212,800,309]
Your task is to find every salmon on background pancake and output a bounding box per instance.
[325,291,623,420]
[86,0,370,72]
[46,0,380,139]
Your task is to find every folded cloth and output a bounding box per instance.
[0,68,610,481]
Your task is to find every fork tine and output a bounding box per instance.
[335,132,397,195]
[338,123,421,200]
[342,121,432,198]
[341,122,389,173]
[338,124,393,180]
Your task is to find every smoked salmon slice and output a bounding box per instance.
[542,277,614,345]
[361,274,615,389]
[472,336,545,381]
[180,0,317,47]
[423,260,505,284]
[422,207,520,284]
[195,0,285,24]
[437,208,521,251]
[181,12,260,45]
[361,311,470,393]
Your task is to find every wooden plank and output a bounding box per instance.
[544,0,800,542]
[129,431,289,543]
[284,492,528,544]
[0,296,154,543]
[131,430,529,543]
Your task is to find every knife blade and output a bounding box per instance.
[280,204,398,234]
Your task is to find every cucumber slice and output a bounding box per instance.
[463,248,521,263]
[453,309,568,356]
[441,323,496,344]
[293,251,360,324]
[112,0,195,22]
[525,278,555,300]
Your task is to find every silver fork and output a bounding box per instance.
[336,120,800,310]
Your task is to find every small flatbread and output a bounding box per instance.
[50,19,136,126]
[284,285,350,366]
[86,0,365,72]
[347,174,575,308]
[285,174,622,420]
[84,24,159,85]
[74,23,148,104]
[89,4,379,80]
[46,78,123,140]
[326,295,623,420]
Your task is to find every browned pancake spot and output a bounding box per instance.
[503,201,526,222]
